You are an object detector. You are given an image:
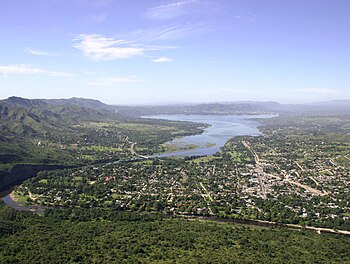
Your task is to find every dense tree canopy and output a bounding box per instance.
[1,202,350,263]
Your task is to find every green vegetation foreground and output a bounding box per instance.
[1,203,350,263]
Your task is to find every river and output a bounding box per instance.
[1,114,275,210]
[144,114,276,157]
[1,164,75,212]
[0,187,45,212]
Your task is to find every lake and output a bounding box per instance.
[2,114,275,210]
[144,114,276,157]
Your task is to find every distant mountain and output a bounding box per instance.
[310,100,350,109]
[311,99,350,105]
[114,101,283,117]
[284,100,350,113]
[0,97,120,137]
[5,96,47,108]
[1,96,350,138]
[44,97,114,110]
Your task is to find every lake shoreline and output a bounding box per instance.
[143,114,277,157]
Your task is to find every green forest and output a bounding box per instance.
[1,97,350,263]
[1,202,350,263]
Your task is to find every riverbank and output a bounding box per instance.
[2,191,45,213]
[0,164,77,193]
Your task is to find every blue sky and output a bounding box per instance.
[0,0,349,104]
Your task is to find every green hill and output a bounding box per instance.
[0,96,119,137]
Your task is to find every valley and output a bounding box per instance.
[1,97,350,262]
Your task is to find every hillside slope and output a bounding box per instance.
[0,97,119,137]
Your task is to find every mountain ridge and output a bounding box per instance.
[0,96,120,137]
[1,96,350,137]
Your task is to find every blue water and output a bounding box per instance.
[144,114,276,157]
[1,192,44,212]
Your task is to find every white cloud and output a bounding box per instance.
[88,76,141,86]
[73,35,145,60]
[26,48,57,56]
[146,0,199,20]
[0,64,74,77]
[131,24,204,41]
[73,33,183,61]
[152,57,173,63]
[296,87,342,94]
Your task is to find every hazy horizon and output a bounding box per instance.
[3,95,350,107]
[1,0,349,104]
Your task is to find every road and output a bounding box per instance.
[177,215,350,236]
[129,142,149,159]
[242,140,326,197]
[242,140,267,199]
[198,182,214,215]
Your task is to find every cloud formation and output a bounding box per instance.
[26,48,58,56]
[131,23,204,41]
[146,0,199,20]
[73,35,145,60]
[0,64,73,77]
[88,76,141,86]
[152,57,173,63]
[73,32,184,61]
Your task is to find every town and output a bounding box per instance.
[16,113,350,231]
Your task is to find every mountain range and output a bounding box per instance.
[1,96,350,137]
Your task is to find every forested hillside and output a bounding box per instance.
[0,96,120,137]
